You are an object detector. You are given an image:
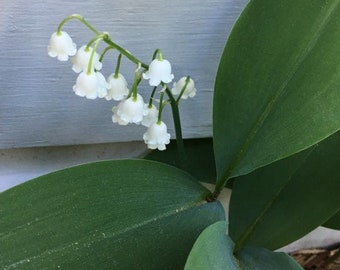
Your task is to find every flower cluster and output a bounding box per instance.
[48,15,196,151]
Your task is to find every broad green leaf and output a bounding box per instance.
[184,221,239,270]
[144,138,216,183]
[236,247,303,270]
[213,0,340,185]
[185,221,302,270]
[0,159,225,269]
[323,210,340,230]
[229,131,340,251]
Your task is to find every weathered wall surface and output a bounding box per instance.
[0,0,249,149]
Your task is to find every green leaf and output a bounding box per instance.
[229,131,340,251]
[323,210,340,230]
[236,247,303,270]
[144,138,216,183]
[0,159,225,269]
[213,0,340,185]
[184,221,239,270]
[185,221,303,270]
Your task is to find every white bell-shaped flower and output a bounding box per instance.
[142,104,159,127]
[112,94,147,125]
[143,59,174,86]
[172,77,197,99]
[71,45,102,73]
[48,31,76,61]
[106,73,129,101]
[143,121,170,151]
[73,71,108,99]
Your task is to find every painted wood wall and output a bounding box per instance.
[0,0,249,149]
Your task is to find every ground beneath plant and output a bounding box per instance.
[290,245,340,269]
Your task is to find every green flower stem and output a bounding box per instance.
[85,35,106,74]
[148,87,157,107]
[99,46,113,62]
[176,76,190,103]
[157,91,165,123]
[129,65,143,100]
[211,178,228,200]
[103,36,148,69]
[158,51,163,61]
[114,54,122,78]
[57,15,148,69]
[165,87,187,168]
[130,77,140,100]
[211,170,233,200]
[152,49,161,60]
[57,14,100,36]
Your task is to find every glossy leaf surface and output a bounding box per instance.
[236,247,303,270]
[144,138,216,183]
[184,221,238,270]
[229,131,340,250]
[0,160,225,269]
[323,210,340,230]
[185,221,303,270]
[213,0,340,185]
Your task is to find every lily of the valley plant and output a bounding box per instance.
[1,0,339,269]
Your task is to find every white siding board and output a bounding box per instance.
[0,0,249,149]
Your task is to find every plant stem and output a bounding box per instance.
[211,173,231,199]
[57,15,147,69]
[157,92,165,123]
[114,54,122,78]
[103,36,148,69]
[148,87,157,107]
[86,36,104,74]
[206,169,233,201]
[152,49,161,60]
[176,76,190,103]
[165,87,187,168]
[130,75,141,100]
[99,46,113,62]
[57,14,100,35]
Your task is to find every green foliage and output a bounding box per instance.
[0,160,225,269]
[185,221,303,270]
[213,0,340,186]
[229,130,340,251]
[1,0,340,268]
[144,138,216,182]
[323,210,340,230]
[185,221,239,270]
